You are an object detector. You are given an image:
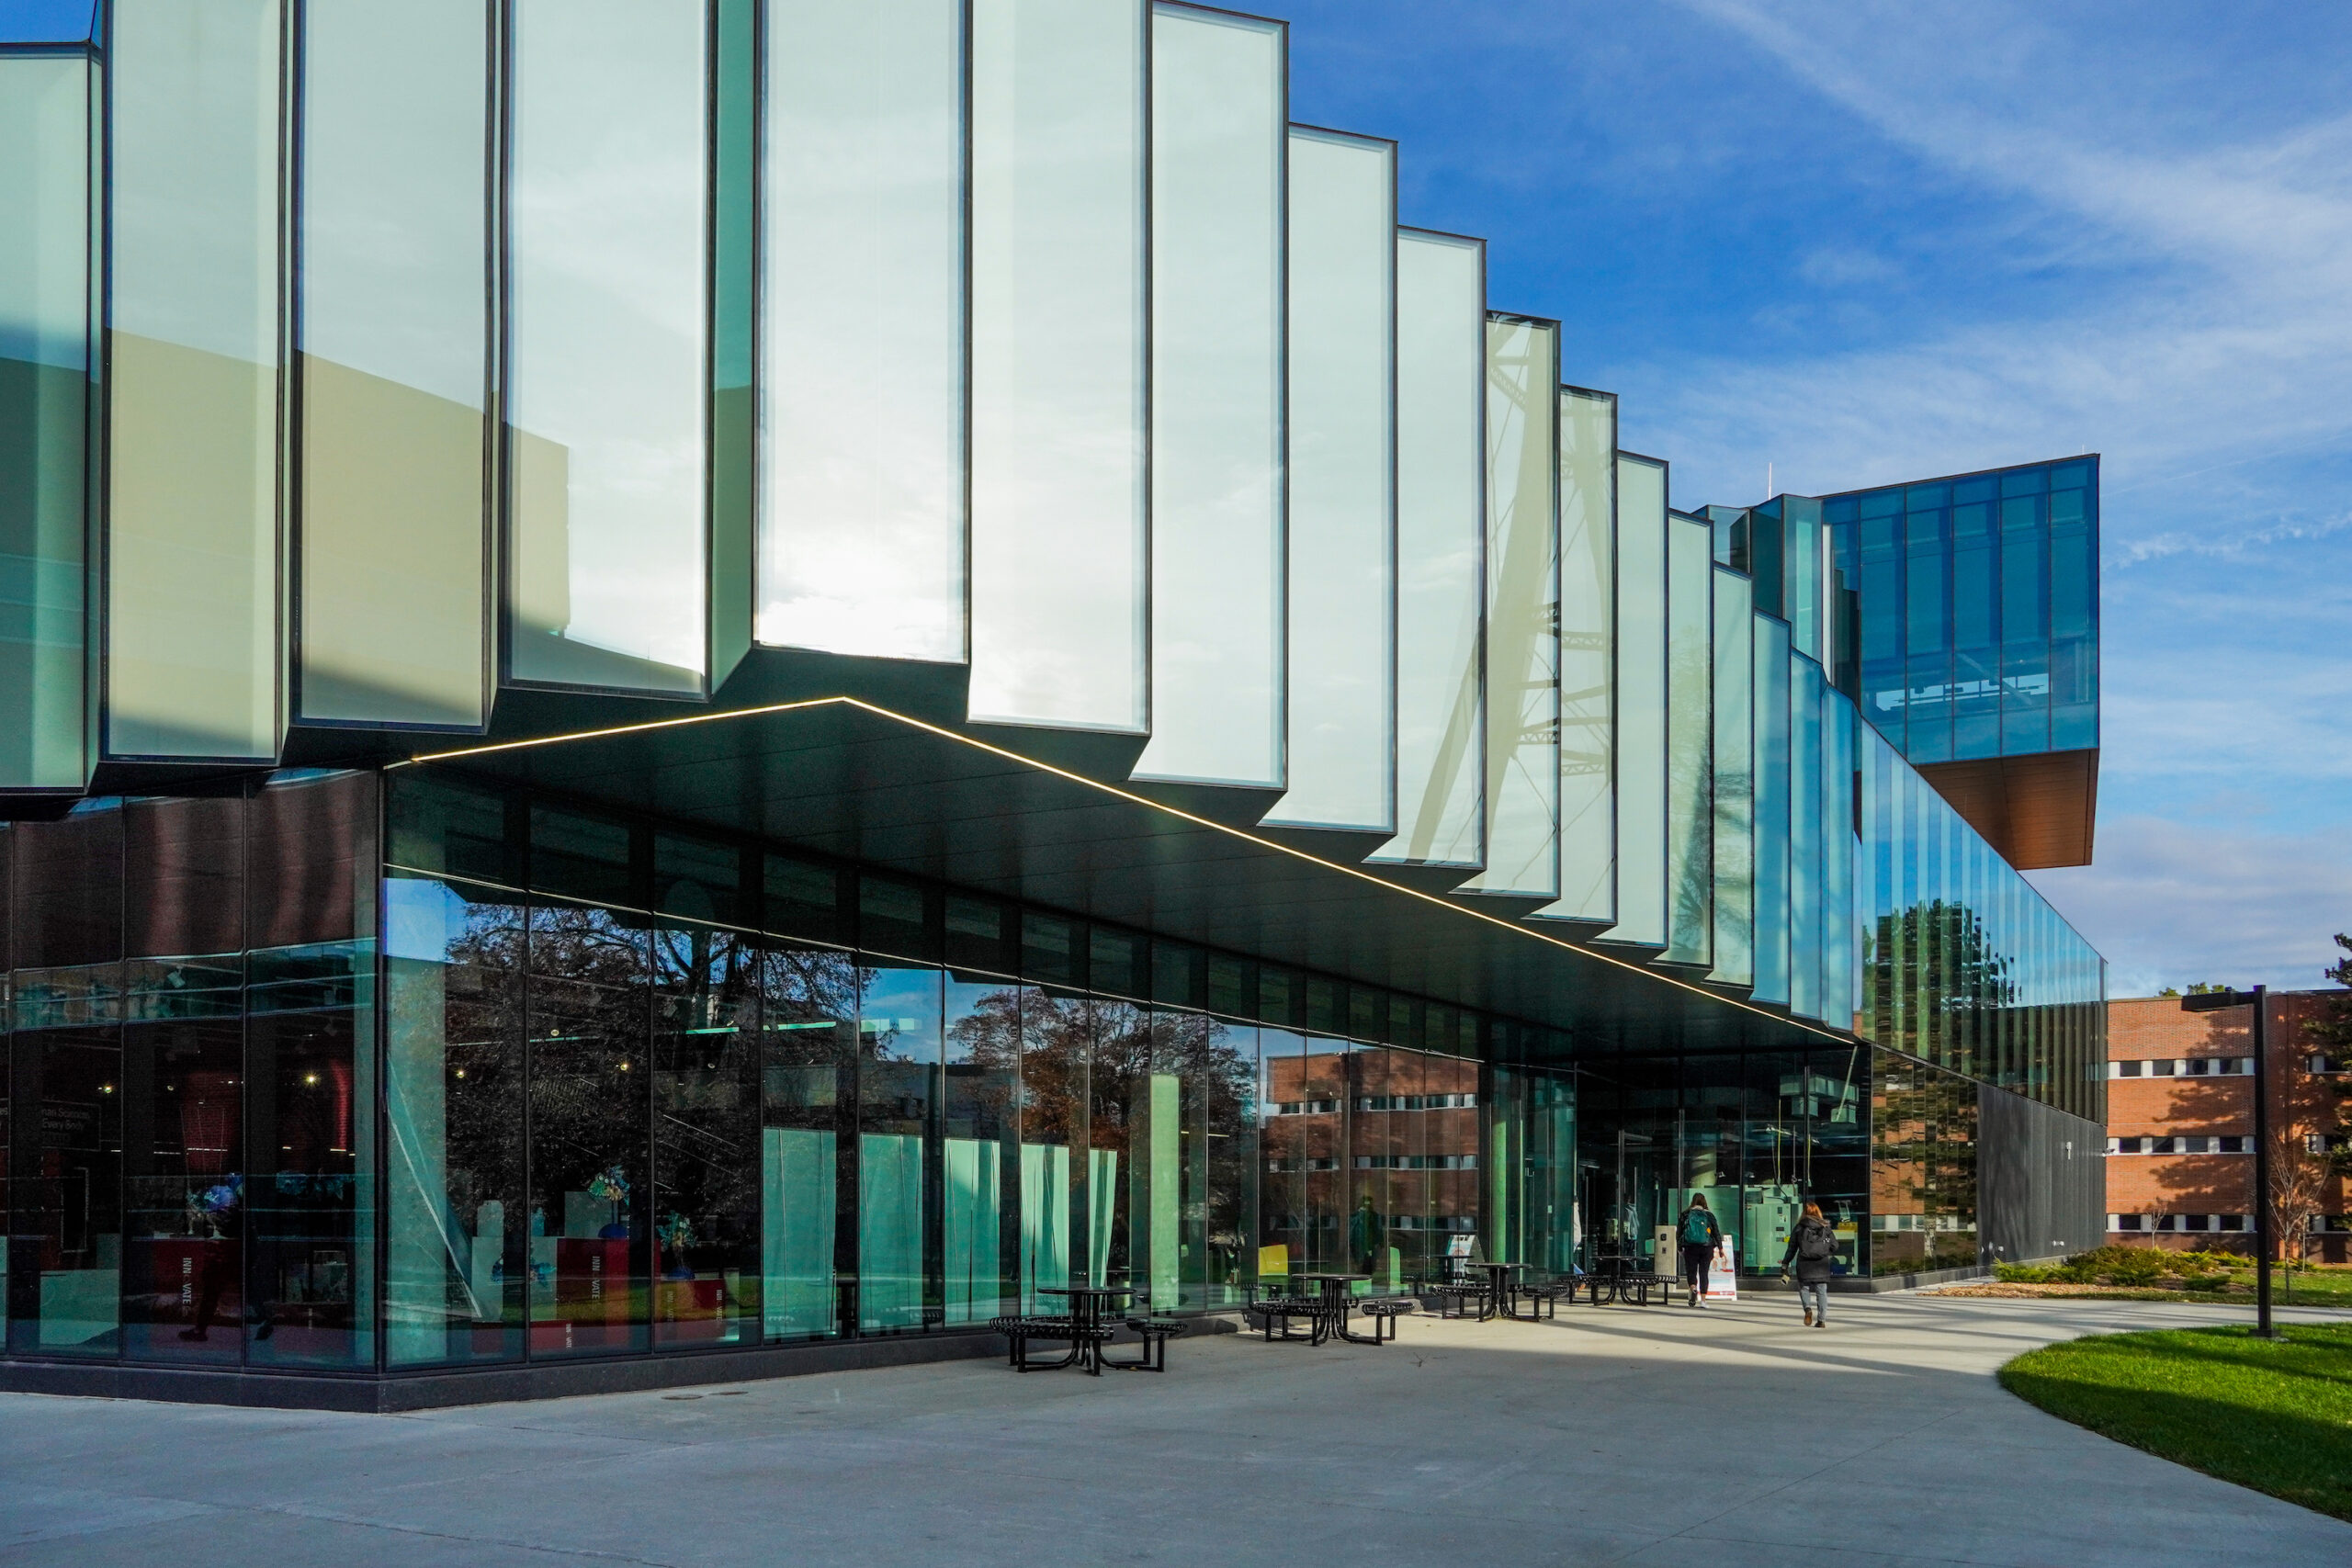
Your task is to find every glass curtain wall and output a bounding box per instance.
[6,775,375,1366]
[757,0,966,663]
[1576,1048,1864,1280]
[967,0,1148,732]
[506,0,709,695]
[296,0,490,729]
[1457,316,1559,901]
[1264,128,1394,833]
[1602,455,1668,947]
[0,50,96,788]
[1374,230,1486,872]
[106,0,285,761]
[1134,6,1284,790]
[1854,722,2105,1120]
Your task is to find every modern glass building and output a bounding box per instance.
[0,0,2106,1408]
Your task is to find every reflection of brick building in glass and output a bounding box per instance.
[1260,1044,1484,1287]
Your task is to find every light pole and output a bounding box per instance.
[2181,985,2272,1337]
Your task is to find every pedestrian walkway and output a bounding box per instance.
[3,1292,2347,1565]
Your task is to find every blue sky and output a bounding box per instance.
[1275,0,2352,998]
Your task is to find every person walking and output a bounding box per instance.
[1676,1193,1723,1307]
[1780,1201,1838,1328]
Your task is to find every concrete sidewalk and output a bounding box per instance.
[3,1292,2347,1566]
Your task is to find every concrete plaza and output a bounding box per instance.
[3,1292,2347,1566]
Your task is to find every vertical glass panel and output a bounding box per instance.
[526,905,652,1356]
[1133,6,1283,789]
[386,874,525,1368]
[707,0,755,692]
[245,959,373,1369]
[1255,1028,1303,1287]
[297,0,489,728]
[1790,656,1825,1020]
[1264,128,1393,832]
[1543,387,1614,923]
[1600,454,1667,946]
[107,0,285,759]
[0,55,95,786]
[1662,513,1712,965]
[967,0,1147,731]
[943,976,1018,1324]
[1750,615,1792,1006]
[1999,491,2049,753]
[758,0,965,661]
[507,0,708,694]
[1826,693,1857,1032]
[1085,996,1145,1292]
[1457,317,1557,898]
[6,803,121,1356]
[1017,986,1084,1310]
[13,1027,123,1356]
[1373,230,1485,870]
[1203,1020,1258,1306]
[1709,568,1754,987]
[1297,1035,1346,1272]
[1784,496,1823,664]
[650,923,759,1348]
[856,961,939,1331]
[757,942,854,1341]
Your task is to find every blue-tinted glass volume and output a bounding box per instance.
[1823,457,2098,767]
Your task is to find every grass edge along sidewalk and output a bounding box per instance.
[1999,1323,2352,1524]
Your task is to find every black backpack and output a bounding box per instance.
[1796,1222,1837,1262]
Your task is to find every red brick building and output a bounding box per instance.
[2106,991,2350,1260]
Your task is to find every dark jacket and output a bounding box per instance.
[1676,1207,1721,1250]
[1781,1217,1838,1283]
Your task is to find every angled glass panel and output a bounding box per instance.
[297,0,489,729]
[0,53,95,787]
[1789,653,1826,1020]
[1661,512,1712,965]
[1457,316,1556,898]
[507,0,709,695]
[967,0,1148,732]
[707,0,755,690]
[1708,567,1753,987]
[1372,230,1484,870]
[1826,689,1858,1031]
[1262,127,1392,832]
[1537,387,1613,924]
[758,0,965,663]
[1784,494,1823,663]
[1750,613,1792,1005]
[107,0,285,759]
[1133,6,1283,788]
[1598,453,1666,945]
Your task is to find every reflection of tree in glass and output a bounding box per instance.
[1866,899,2015,1075]
[653,925,761,1277]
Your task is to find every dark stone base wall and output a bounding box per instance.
[1979,1085,2106,1264]
[0,1316,1241,1413]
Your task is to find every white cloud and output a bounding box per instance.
[1645,0,2352,556]
[2030,814,2352,998]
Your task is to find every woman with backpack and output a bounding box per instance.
[1676,1194,1723,1307]
[1780,1201,1838,1327]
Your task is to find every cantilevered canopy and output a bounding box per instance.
[397,696,1849,1059]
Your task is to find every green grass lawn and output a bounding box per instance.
[2000,1323,2352,1522]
